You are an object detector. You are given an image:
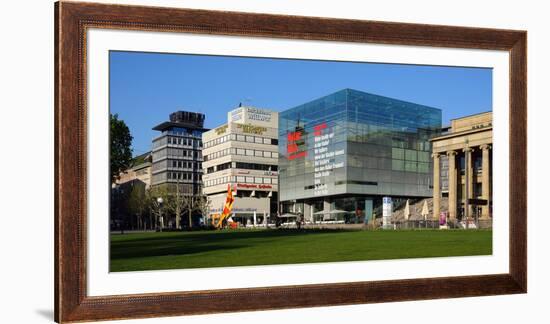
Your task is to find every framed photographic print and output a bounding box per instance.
[55,1,527,322]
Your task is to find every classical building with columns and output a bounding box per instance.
[430,111,492,225]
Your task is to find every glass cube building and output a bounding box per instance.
[278,88,442,223]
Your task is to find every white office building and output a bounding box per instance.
[202,106,279,226]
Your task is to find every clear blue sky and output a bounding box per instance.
[110,51,492,156]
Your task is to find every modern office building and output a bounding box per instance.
[431,111,492,223]
[202,106,279,226]
[278,88,442,223]
[151,111,208,228]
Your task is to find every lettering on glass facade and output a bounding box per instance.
[287,129,307,160]
[313,122,345,196]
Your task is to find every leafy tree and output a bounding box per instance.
[110,113,133,183]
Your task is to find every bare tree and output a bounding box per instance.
[159,180,188,230]
[127,183,147,230]
[194,194,211,227]
[147,181,211,230]
[149,186,170,231]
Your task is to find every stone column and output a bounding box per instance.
[463,147,474,218]
[447,150,458,220]
[480,144,491,218]
[432,153,441,220]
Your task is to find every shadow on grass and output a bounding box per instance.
[110,228,355,260]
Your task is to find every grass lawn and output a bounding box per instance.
[110,229,492,272]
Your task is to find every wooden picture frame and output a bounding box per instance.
[55,1,527,322]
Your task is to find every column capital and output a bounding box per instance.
[431,152,441,159]
[446,150,457,157]
[480,144,492,151]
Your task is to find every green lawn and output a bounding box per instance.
[110,229,492,272]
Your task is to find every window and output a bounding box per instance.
[263,178,272,184]
[237,135,245,141]
[405,161,417,172]
[418,151,430,163]
[263,138,271,145]
[255,137,263,144]
[263,151,271,158]
[255,150,263,157]
[418,162,429,173]
[405,149,417,161]
[271,138,278,145]
[392,147,404,160]
[237,176,245,183]
[237,148,245,155]
[271,152,278,158]
[246,136,254,143]
[246,177,254,183]
[392,159,404,171]
[246,149,254,156]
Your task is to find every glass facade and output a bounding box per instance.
[278,88,442,207]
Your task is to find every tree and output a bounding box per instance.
[149,186,170,231]
[110,113,133,183]
[161,182,211,230]
[156,180,184,229]
[195,194,211,227]
[127,182,148,230]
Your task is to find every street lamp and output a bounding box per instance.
[157,197,164,232]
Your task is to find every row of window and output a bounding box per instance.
[167,136,202,147]
[152,134,203,150]
[169,160,202,170]
[166,172,202,181]
[392,160,430,173]
[204,147,278,161]
[204,176,278,188]
[391,148,431,163]
[204,133,278,149]
[206,162,278,174]
[153,148,202,160]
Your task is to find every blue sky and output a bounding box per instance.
[109,51,492,156]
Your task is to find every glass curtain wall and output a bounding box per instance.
[279,88,441,209]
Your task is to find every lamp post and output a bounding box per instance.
[157,197,164,232]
